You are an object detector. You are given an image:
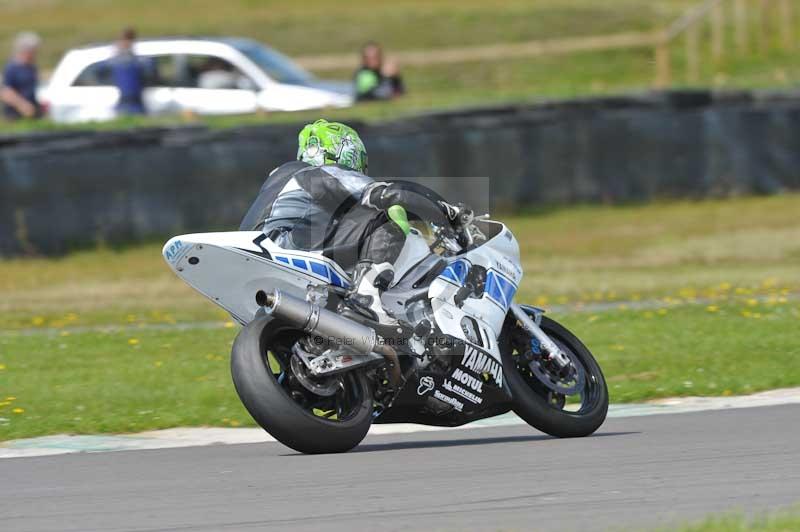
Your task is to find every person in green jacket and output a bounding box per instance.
[353,42,405,101]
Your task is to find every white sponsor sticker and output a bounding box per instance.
[443,379,483,405]
[164,239,185,263]
[433,389,464,412]
[460,345,503,387]
[451,368,484,394]
[417,375,435,396]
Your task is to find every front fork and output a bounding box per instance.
[510,303,571,369]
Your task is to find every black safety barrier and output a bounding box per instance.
[2,89,800,256]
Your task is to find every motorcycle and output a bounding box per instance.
[163,183,608,454]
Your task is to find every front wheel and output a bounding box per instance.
[501,313,608,438]
[231,316,374,454]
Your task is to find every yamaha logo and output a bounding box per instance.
[460,345,503,387]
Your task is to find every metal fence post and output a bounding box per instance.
[735,0,749,53]
[779,0,793,50]
[686,23,701,83]
[712,0,725,61]
[655,36,672,87]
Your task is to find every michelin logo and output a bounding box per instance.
[443,379,483,405]
[460,345,503,387]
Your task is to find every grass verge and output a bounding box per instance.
[2,298,799,441]
[662,507,800,532]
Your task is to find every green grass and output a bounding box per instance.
[661,507,800,532]
[513,193,800,304]
[1,194,798,440]
[0,327,245,440]
[1,298,798,440]
[562,300,800,403]
[1,0,800,134]
[0,0,698,69]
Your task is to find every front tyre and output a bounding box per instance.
[501,313,608,438]
[231,316,373,454]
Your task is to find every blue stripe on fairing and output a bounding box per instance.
[440,268,459,284]
[330,270,347,288]
[439,259,470,285]
[486,274,503,304]
[484,270,517,310]
[500,276,516,303]
[450,260,469,283]
[272,253,350,288]
[436,259,518,309]
[310,261,329,278]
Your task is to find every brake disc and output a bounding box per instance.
[289,354,341,397]
[528,347,585,396]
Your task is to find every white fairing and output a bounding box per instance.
[428,222,522,382]
[162,231,351,324]
[163,221,522,381]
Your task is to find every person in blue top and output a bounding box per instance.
[108,27,148,115]
[1,32,42,120]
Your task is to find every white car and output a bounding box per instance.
[41,38,354,123]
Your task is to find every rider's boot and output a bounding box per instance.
[347,261,397,325]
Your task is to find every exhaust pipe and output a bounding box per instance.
[259,289,378,354]
[258,289,403,385]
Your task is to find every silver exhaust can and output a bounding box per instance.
[259,289,378,355]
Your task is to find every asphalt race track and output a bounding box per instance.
[2,404,798,532]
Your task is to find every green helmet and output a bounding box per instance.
[297,119,368,173]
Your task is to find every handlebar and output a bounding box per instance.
[431,203,488,254]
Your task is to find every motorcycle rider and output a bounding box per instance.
[241,119,460,324]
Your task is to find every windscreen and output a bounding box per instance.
[234,42,312,86]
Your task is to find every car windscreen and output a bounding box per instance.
[234,42,313,86]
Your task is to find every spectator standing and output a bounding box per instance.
[109,27,147,115]
[2,32,42,120]
[354,41,405,101]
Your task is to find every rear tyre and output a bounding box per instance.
[231,316,373,454]
[501,313,608,438]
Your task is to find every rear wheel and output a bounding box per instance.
[501,313,608,438]
[231,316,373,454]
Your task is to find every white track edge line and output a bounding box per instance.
[2,387,799,459]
